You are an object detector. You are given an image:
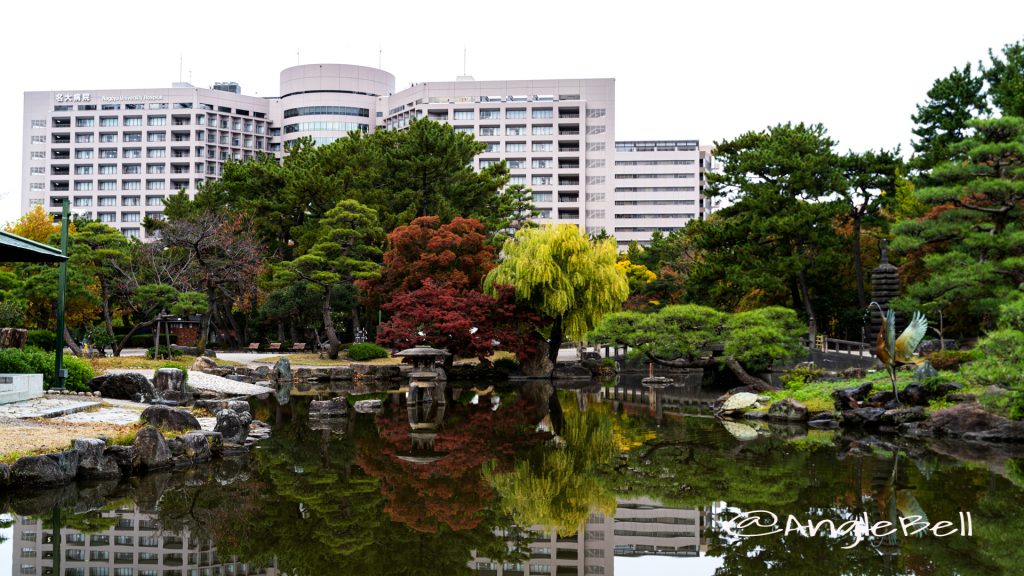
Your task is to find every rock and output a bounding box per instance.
[721,420,759,441]
[933,382,963,396]
[919,339,958,354]
[809,417,840,430]
[880,406,927,425]
[273,358,292,405]
[72,438,121,480]
[353,399,383,413]
[717,392,764,414]
[272,357,292,381]
[947,392,978,403]
[767,398,808,421]
[832,382,874,411]
[172,345,215,357]
[867,391,895,405]
[842,407,885,426]
[551,364,592,380]
[11,451,80,487]
[899,384,931,406]
[153,368,190,401]
[0,463,9,486]
[214,409,251,444]
[191,356,219,372]
[176,432,212,462]
[132,426,172,470]
[839,367,867,379]
[199,431,224,454]
[88,373,154,402]
[913,361,938,382]
[93,391,101,397]
[140,405,201,432]
[104,445,137,474]
[309,397,348,418]
[914,404,1024,442]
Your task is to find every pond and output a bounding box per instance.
[1,381,1022,576]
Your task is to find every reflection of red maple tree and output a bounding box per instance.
[356,400,547,533]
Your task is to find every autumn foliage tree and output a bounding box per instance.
[3,205,69,243]
[376,280,541,362]
[358,216,495,309]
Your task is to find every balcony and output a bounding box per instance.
[52,134,71,144]
[558,209,580,220]
[558,142,580,153]
[51,165,69,176]
[558,107,580,118]
[53,117,71,128]
[52,149,70,160]
[50,182,69,192]
[558,124,580,136]
[558,176,580,187]
[559,159,580,169]
[558,192,579,203]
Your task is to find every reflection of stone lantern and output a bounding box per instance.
[397,399,448,464]
[394,345,450,405]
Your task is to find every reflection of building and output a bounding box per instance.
[471,499,711,576]
[13,507,277,576]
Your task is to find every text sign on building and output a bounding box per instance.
[99,95,165,102]
[54,92,90,103]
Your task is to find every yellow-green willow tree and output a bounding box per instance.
[484,224,628,367]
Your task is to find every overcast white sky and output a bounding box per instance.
[2,0,1022,224]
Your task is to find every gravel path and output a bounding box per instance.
[106,369,273,397]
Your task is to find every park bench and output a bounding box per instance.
[247,342,260,353]
[290,342,307,353]
[268,342,282,352]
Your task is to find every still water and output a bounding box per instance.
[1,382,1022,576]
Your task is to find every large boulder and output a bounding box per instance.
[767,398,808,422]
[880,406,927,426]
[172,432,212,463]
[194,399,250,416]
[153,368,190,401]
[10,451,80,487]
[353,399,383,414]
[72,438,121,480]
[214,408,251,444]
[309,397,348,418]
[103,445,137,474]
[88,373,154,402]
[273,358,292,405]
[832,382,874,411]
[908,403,1024,442]
[191,356,219,372]
[140,405,201,432]
[133,426,172,470]
[842,407,886,426]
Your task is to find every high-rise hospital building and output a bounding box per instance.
[22,63,714,246]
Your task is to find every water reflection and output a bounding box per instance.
[2,380,1023,575]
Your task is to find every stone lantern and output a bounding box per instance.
[394,345,450,405]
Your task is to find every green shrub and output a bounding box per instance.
[927,349,980,371]
[0,300,26,327]
[964,329,1024,419]
[25,329,57,351]
[781,364,826,389]
[997,294,1024,331]
[0,346,93,391]
[492,356,521,371]
[347,342,389,361]
[146,346,184,359]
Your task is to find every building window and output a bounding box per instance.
[75,134,94,143]
[532,158,553,169]
[509,175,526,185]
[506,158,526,169]
[147,164,165,174]
[587,142,606,151]
[31,135,46,144]
[483,143,500,152]
[31,151,46,159]
[30,183,45,191]
[100,117,119,127]
[146,196,164,206]
[147,148,166,158]
[532,192,552,202]
[31,119,46,128]
[454,126,474,135]
[587,125,606,135]
[479,126,499,137]
[122,212,140,222]
[532,142,553,152]
[533,108,554,118]
[147,115,167,126]
[74,165,92,175]
[99,133,117,143]
[123,148,142,158]
[146,180,165,190]
[532,175,552,186]
[506,125,526,136]
[506,143,526,152]
[99,149,117,159]
[453,110,474,120]
[101,103,120,110]
[98,181,116,191]
[75,149,94,159]
[587,159,606,168]
[586,176,606,185]
[122,228,140,239]
[76,117,95,127]
[73,181,93,191]
[123,164,141,174]
[147,131,166,142]
[587,108,607,118]
[96,164,115,175]
[30,167,45,175]
[124,116,142,126]
[532,125,553,135]
[123,181,141,191]
[506,108,527,119]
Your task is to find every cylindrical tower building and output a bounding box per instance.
[277,64,395,147]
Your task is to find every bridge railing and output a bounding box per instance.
[802,336,873,357]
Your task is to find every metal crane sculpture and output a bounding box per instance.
[871,302,928,403]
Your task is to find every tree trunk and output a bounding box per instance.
[546,316,564,365]
[645,352,774,391]
[645,352,716,369]
[63,325,83,356]
[797,268,817,342]
[277,321,286,342]
[113,318,158,357]
[851,216,866,310]
[198,285,216,353]
[100,281,114,344]
[350,305,361,342]
[322,292,341,359]
[721,356,775,391]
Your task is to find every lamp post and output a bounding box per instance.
[53,199,70,390]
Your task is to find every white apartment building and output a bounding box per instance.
[22,64,710,245]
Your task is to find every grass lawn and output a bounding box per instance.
[90,355,239,372]
[766,368,984,414]
[253,353,403,366]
